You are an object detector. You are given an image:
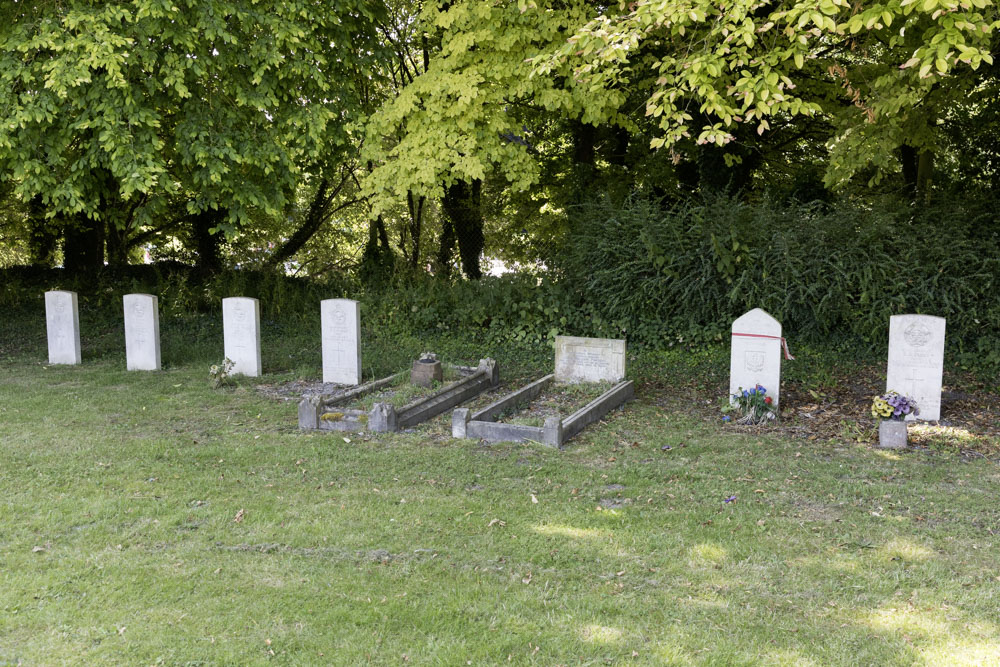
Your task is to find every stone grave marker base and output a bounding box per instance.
[299,358,499,433]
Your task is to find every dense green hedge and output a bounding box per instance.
[555,194,1000,368]
[1,193,998,373]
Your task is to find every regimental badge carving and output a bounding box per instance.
[333,306,346,326]
[903,321,932,347]
[133,302,145,317]
[744,350,765,372]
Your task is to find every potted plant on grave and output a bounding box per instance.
[725,384,777,425]
[871,391,918,449]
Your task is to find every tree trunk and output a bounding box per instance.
[63,212,105,274]
[436,212,456,278]
[441,180,484,280]
[406,191,424,269]
[105,217,130,269]
[266,178,330,270]
[191,209,224,274]
[360,215,394,282]
[27,195,59,267]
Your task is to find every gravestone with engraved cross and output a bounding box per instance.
[321,298,361,385]
[223,297,262,377]
[45,290,81,365]
[124,294,161,371]
[886,314,945,421]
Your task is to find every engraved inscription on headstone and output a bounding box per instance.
[886,314,945,421]
[554,336,626,383]
[223,297,262,377]
[123,293,161,371]
[321,298,361,385]
[729,308,783,409]
[45,290,81,365]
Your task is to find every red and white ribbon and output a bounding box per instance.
[731,332,795,360]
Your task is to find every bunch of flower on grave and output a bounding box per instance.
[209,358,235,389]
[871,391,918,421]
[726,384,776,425]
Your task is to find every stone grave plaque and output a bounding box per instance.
[729,308,784,409]
[223,297,262,377]
[554,336,626,383]
[124,293,161,371]
[321,298,361,385]
[886,314,945,421]
[45,290,81,365]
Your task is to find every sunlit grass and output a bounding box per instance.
[1,356,998,664]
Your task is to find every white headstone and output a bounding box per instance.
[223,297,262,377]
[554,336,626,383]
[321,298,361,385]
[45,290,81,365]
[123,293,161,371]
[730,308,783,409]
[886,314,945,421]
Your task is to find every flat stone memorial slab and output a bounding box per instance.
[45,290,81,365]
[730,308,784,409]
[554,336,626,383]
[886,314,945,421]
[223,297,262,377]
[124,293,161,371]
[321,298,361,385]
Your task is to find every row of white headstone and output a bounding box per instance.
[44,291,363,384]
[45,292,947,421]
[729,308,945,421]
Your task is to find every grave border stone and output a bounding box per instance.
[45,290,81,365]
[453,336,633,448]
[299,358,499,433]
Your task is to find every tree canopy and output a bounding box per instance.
[1,0,998,274]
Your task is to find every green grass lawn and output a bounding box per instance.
[1,354,998,665]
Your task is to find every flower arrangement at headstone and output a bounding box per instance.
[871,391,918,449]
[209,358,235,389]
[726,384,776,425]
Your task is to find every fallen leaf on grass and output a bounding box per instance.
[233,508,245,523]
[487,518,506,527]
[522,572,532,584]
[32,545,45,553]
[530,494,538,504]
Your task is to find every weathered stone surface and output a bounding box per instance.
[321,298,361,385]
[368,402,398,432]
[554,336,626,383]
[411,358,442,387]
[886,314,945,421]
[123,293,161,371]
[561,381,636,442]
[45,290,81,365]
[298,395,322,430]
[877,420,908,449]
[452,408,471,438]
[542,417,562,447]
[223,297,261,377]
[729,308,783,409]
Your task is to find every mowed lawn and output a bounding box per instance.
[1,359,999,665]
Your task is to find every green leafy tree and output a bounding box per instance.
[532,0,999,189]
[0,0,386,270]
